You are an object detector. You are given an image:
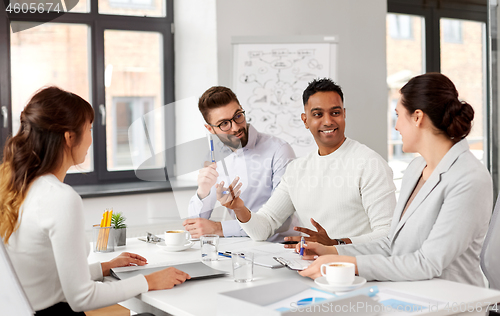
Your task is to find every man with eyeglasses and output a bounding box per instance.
[182,86,301,241]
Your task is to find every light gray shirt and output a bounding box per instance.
[188,124,301,241]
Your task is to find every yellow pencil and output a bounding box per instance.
[103,209,113,250]
[98,210,108,250]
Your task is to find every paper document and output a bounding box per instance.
[221,242,312,268]
[374,288,446,315]
[265,287,337,312]
[274,256,313,271]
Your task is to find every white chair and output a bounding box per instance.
[481,194,500,315]
[0,241,34,316]
[481,193,500,290]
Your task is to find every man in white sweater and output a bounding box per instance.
[217,78,396,246]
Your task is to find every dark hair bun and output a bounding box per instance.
[400,73,475,142]
[441,100,474,139]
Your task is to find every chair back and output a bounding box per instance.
[481,193,500,290]
[0,241,34,315]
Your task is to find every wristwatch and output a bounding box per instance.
[335,238,346,245]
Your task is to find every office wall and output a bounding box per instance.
[174,0,218,147]
[216,0,388,158]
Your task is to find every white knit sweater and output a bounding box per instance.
[6,174,148,312]
[240,138,396,244]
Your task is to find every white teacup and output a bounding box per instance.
[320,262,355,285]
[164,230,190,246]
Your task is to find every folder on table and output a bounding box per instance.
[111,261,228,281]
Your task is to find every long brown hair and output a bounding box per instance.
[0,86,94,243]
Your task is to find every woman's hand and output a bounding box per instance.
[145,267,191,290]
[295,242,338,259]
[298,255,357,280]
[101,252,148,276]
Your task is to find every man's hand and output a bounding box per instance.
[197,162,219,199]
[183,218,223,238]
[215,177,252,223]
[101,252,148,276]
[145,267,191,290]
[216,177,244,210]
[283,218,335,248]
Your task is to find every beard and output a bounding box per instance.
[215,126,248,150]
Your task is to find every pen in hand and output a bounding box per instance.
[209,134,216,163]
[299,236,305,257]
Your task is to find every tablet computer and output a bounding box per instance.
[111,261,228,281]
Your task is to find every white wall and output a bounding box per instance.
[216,0,388,158]
[82,0,389,237]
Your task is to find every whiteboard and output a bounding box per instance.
[232,36,338,157]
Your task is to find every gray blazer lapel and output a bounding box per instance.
[390,139,470,241]
[389,158,426,239]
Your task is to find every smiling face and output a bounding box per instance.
[301,91,346,156]
[205,101,248,149]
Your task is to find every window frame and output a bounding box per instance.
[0,0,175,188]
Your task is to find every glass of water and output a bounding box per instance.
[200,234,219,261]
[231,252,254,282]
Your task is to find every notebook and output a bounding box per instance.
[111,261,228,280]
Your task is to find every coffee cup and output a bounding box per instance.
[320,262,355,285]
[164,230,190,246]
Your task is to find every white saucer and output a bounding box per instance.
[156,241,194,252]
[314,276,366,292]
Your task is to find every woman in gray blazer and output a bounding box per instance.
[299,73,493,287]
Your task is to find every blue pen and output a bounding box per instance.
[218,251,232,258]
[299,236,305,256]
[209,135,228,194]
[209,135,216,163]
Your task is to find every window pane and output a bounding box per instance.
[442,18,463,43]
[99,0,165,17]
[388,14,413,39]
[386,14,425,186]
[10,22,93,173]
[104,30,164,171]
[441,19,486,163]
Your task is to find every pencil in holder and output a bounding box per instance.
[93,225,115,252]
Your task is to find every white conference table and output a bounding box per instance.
[88,237,500,316]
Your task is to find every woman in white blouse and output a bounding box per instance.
[0,87,190,315]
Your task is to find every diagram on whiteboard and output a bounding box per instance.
[233,42,336,157]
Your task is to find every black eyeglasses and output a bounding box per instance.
[210,111,246,131]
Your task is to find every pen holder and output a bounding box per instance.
[93,226,115,253]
